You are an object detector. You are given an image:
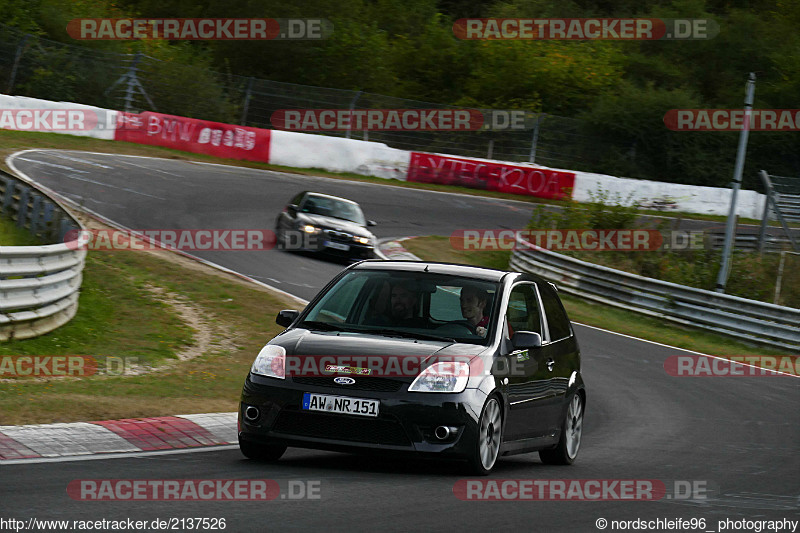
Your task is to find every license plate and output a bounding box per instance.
[324,240,350,251]
[302,393,379,417]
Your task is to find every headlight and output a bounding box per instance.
[353,235,370,245]
[251,345,286,379]
[303,225,320,234]
[408,361,469,393]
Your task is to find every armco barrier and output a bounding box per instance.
[509,238,800,351]
[0,170,85,341]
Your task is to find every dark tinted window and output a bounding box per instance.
[290,191,305,205]
[506,284,542,335]
[539,283,572,340]
[303,270,500,345]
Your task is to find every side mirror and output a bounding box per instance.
[287,204,298,216]
[512,331,542,350]
[367,220,377,227]
[276,310,299,328]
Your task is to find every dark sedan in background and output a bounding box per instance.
[239,261,586,474]
[275,191,377,260]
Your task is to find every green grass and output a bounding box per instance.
[402,235,792,357]
[0,244,296,425]
[0,215,42,246]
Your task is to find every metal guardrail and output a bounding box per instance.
[706,230,798,253]
[509,239,800,351]
[769,173,800,224]
[0,170,85,341]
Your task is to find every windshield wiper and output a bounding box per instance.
[352,327,455,344]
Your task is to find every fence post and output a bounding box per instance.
[528,114,542,163]
[240,77,254,126]
[345,90,362,139]
[487,139,494,159]
[6,34,31,94]
[123,53,143,113]
[757,170,773,254]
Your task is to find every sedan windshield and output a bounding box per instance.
[301,270,500,345]
[301,196,366,225]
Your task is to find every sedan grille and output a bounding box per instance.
[273,410,411,446]
[324,229,353,242]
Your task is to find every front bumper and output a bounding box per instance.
[239,373,487,458]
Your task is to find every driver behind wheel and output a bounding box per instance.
[460,285,490,336]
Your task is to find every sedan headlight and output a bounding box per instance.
[303,224,321,234]
[353,235,371,245]
[251,345,286,379]
[409,361,469,393]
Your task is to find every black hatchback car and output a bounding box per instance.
[239,261,585,474]
[275,191,377,259]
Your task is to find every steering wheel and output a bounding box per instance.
[434,321,476,335]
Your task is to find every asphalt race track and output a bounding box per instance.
[2,150,798,532]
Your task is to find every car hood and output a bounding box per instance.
[273,328,485,356]
[270,328,486,380]
[298,214,372,237]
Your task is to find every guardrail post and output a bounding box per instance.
[30,194,42,234]
[41,201,55,238]
[1,180,14,213]
[16,186,30,228]
[58,218,72,243]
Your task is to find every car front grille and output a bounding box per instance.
[291,376,403,392]
[272,410,411,446]
[324,229,353,243]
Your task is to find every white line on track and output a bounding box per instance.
[0,445,240,465]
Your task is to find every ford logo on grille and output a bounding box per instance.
[334,377,356,385]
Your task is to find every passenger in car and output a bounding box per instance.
[460,285,491,336]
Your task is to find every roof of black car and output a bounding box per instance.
[352,260,512,282]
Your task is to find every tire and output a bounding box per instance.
[540,393,583,465]
[239,437,287,461]
[466,396,503,475]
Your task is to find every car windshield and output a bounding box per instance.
[301,196,366,225]
[300,270,499,345]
